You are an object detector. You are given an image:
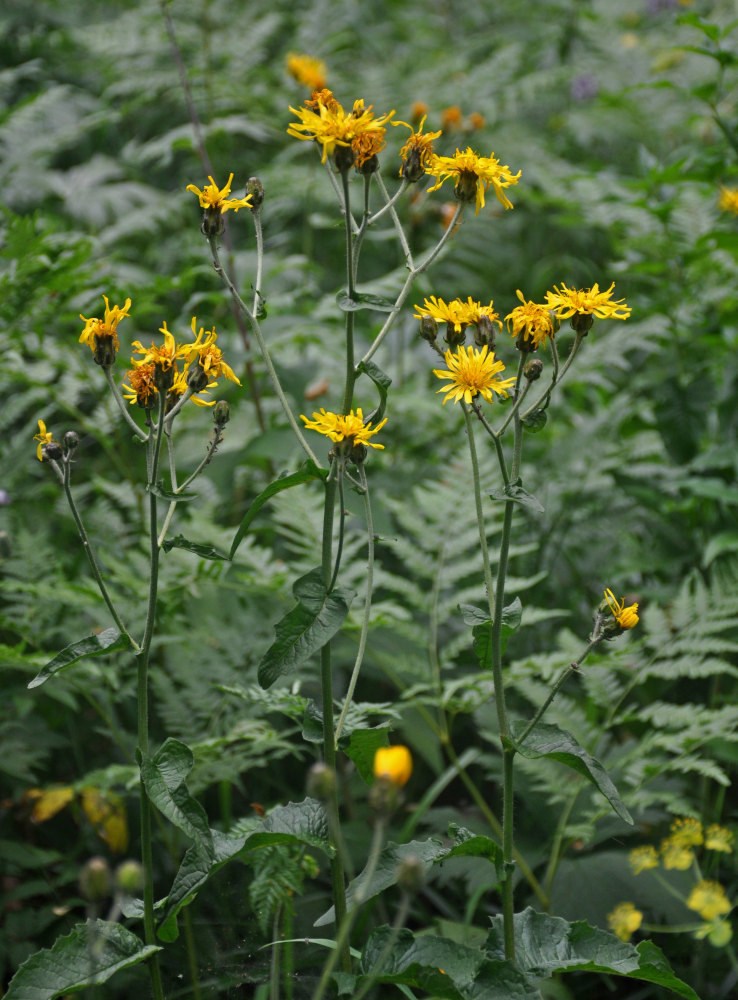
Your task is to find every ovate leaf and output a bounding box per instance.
[140,739,213,854]
[162,535,228,560]
[489,480,545,513]
[28,629,131,688]
[336,290,395,313]
[463,598,523,667]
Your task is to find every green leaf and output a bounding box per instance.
[162,534,228,560]
[336,290,395,313]
[344,726,391,783]
[4,920,159,999]
[465,598,523,667]
[703,531,738,567]
[444,824,503,872]
[28,629,131,689]
[257,568,354,688]
[487,909,699,1000]
[229,461,327,559]
[511,722,632,825]
[357,359,392,425]
[489,480,545,514]
[147,482,197,502]
[140,739,213,853]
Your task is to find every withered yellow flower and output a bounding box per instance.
[505,290,555,349]
[79,295,131,356]
[33,419,55,462]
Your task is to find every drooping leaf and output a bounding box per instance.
[257,568,354,688]
[147,482,197,502]
[140,739,213,854]
[489,480,545,514]
[230,461,327,559]
[336,290,395,313]
[357,359,392,425]
[28,629,131,689]
[161,534,228,560]
[4,920,159,999]
[511,722,632,825]
[344,726,392,783]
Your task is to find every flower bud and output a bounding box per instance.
[153,363,175,394]
[333,145,355,172]
[524,358,543,382]
[368,775,402,815]
[306,762,337,801]
[186,362,210,393]
[92,336,117,368]
[213,400,231,427]
[79,856,111,902]
[246,176,265,210]
[63,431,80,453]
[374,746,412,787]
[350,442,367,465]
[474,316,497,351]
[115,859,144,895]
[400,148,425,184]
[201,207,224,238]
[397,855,425,893]
[419,316,438,344]
[45,441,63,461]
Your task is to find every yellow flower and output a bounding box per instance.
[463,297,502,332]
[705,824,734,853]
[414,296,471,334]
[374,746,413,787]
[468,112,486,130]
[287,91,394,165]
[131,322,187,372]
[687,880,732,921]
[545,282,631,322]
[33,419,55,462]
[394,115,442,180]
[608,902,643,942]
[185,174,253,214]
[79,295,131,357]
[184,318,241,385]
[718,187,738,214]
[604,588,639,630]
[169,368,218,407]
[505,290,555,349]
[300,408,387,449]
[661,836,694,870]
[122,362,158,408]
[440,105,463,129]
[286,52,327,91]
[629,845,659,875]
[425,146,521,214]
[669,816,703,848]
[433,345,516,405]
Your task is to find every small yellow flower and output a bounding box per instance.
[374,746,413,787]
[300,408,387,450]
[505,290,556,349]
[122,363,158,408]
[131,322,187,373]
[184,318,241,385]
[604,588,639,630]
[440,105,463,129]
[33,419,55,462]
[718,187,738,214]
[608,902,643,942]
[669,816,703,848]
[414,296,471,334]
[169,368,217,407]
[687,880,732,921]
[79,295,131,356]
[468,112,486,130]
[629,845,659,875]
[433,345,516,405]
[410,101,429,123]
[394,115,442,180]
[705,824,734,853]
[425,146,521,214]
[661,836,694,871]
[286,52,327,91]
[185,174,253,214]
[287,91,394,165]
[545,282,631,322]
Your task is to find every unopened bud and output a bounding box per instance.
[45,441,63,461]
[213,400,231,427]
[79,856,111,901]
[115,859,144,894]
[524,358,543,382]
[474,316,496,350]
[306,762,337,801]
[419,316,438,344]
[246,176,265,209]
[368,775,402,815]
[397,855,425,893]
[186,363,210,393]
[63,431,79,453]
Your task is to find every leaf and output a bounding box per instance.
[336,290,395,313]
[140,739,213,854]
[147,482,197,502]
[4,920,159,999]
[357,359,392,425]
[511,722,632,825]
[487,909,699,1000]
[344,726,391,783]
[257,568,354,688]
[229,461,327,559]
[28,629,131,688]
[464,598,523,667]
[162,534,228,560]
[444,824,503,872]
[703,531,738,567]
[489,480,545,514]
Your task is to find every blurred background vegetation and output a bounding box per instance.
[2,0,738,996]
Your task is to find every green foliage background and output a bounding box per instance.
[2,0,738,997]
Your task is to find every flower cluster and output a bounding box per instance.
[632,816,734,874]
[287,90,395,169]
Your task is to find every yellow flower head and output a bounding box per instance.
[705,824,734,853]
[169,368,217,407]
[287,92,394,165]
[608,902,643,942]
[505,290,556,349]
[184,317,241,385]
[425,146,521,214]
[300,408,387,450]
[33,419,56,462]
[415,296,471,334]
[441,105,463,129]
[374,746,413,786]
[79,295,131,357]
[719,187,738,215]
[434,345,516,406]
[661,836,694,870]
[131,322,188,373]
[629,845,659,875]
[185,174,253,214]
[545,282,631,322]
[469,112,486,130]
[463,297,502,331]
[687,880,732,921]
[286,52,327,91]
[604,589,639,630]
[669,816,704,848]
[122,362,158,408]
[394,115,442,180]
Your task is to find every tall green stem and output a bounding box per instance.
[340,170,357,415]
